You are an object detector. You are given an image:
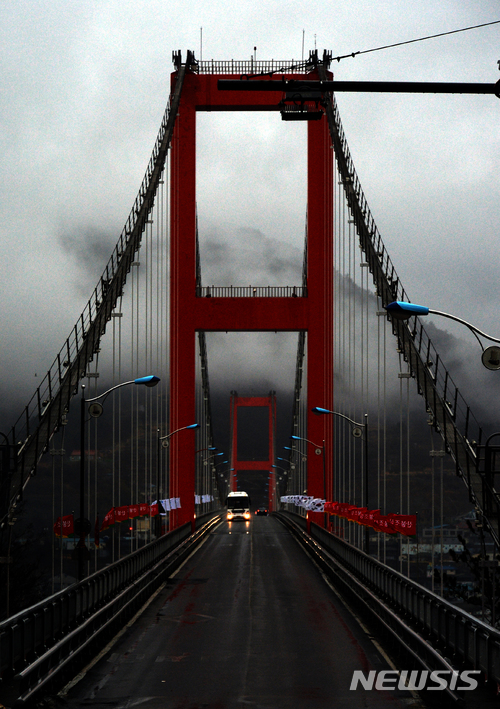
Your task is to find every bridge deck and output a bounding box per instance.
[60,517,414,709]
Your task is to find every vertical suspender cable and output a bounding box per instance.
[144,224,150,541]
[135,261,140,550]
[406,374,411,578]
[440,451,444,596]
[112,313,117,562]
[382,313,387,564]
[51,448,55,594]
[59,426,65,588]
[376,311,381,560]
[117,297,123,560]
[92,351,99,574]
[430,425,436,594]
[360,256,365,515]
[399,357,404,574]
[340,180,347,539]
[130,262,138,552]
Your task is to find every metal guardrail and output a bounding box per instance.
[197,58,314,75]
[195,285,307,298]
[0,512,221,705]
[277,511,500,695]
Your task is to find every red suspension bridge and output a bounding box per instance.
[1,50,500,706]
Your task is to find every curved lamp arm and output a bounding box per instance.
[159,423,200,445]
[385,301,500,346]
[312,407,365,428]
[87,375,160,403]
[290,434,323,450]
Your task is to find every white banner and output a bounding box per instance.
[281,495,324,511]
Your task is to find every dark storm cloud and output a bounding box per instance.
[1,1,499,445]
[58,226,117,270]
[423,321,500,434]
[200,226,303,286]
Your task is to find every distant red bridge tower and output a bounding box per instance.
[229,392,277,511]
[169,56,334,529]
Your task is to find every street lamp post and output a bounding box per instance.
[272,464,288,474]
[284,445,306,462]
[312,407,369,554]
[214,466,233,505]
[290,434,326,533]
[196,448,219,514]
[290,434,326,498]
[158,423,200,448]
[158,423,200,533]
[272,464,291,501]
[385,301,500,370]
[78,375,160,581]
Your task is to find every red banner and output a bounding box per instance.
[100,508,115,531]
[373,515,397,534]
[388,514,417,536]
[353,507,367,524]
[115,506,130,523]
[335,503,354,519]
[100,503,162,530]
[321,501,416,537]
[54,514,74,537]
[129,504,139,518]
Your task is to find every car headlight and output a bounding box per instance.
[244,512,251,520]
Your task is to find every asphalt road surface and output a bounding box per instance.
[60,516,425,709]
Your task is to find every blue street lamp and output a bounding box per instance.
[385,301,500,370]
[196,446,218,454]
[290,434,323,454]
[284,445,304,464]
[290,434,326,507]
[157,423,199,535]
[312,406,369,553]
[210,452,225,459]
[79,375,160,581]
[159,422,200,446]
[217,466,234,475]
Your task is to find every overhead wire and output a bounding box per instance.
[332,19,500,63]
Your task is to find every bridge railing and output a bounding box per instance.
[278,510,500,687]
[309,519,500,682]
[0,511,221,702]
[197,59,313,75]
[195,285,307,298]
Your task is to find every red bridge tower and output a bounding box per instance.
[169,59,334,529]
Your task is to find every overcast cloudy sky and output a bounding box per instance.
[1,1,499,430]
